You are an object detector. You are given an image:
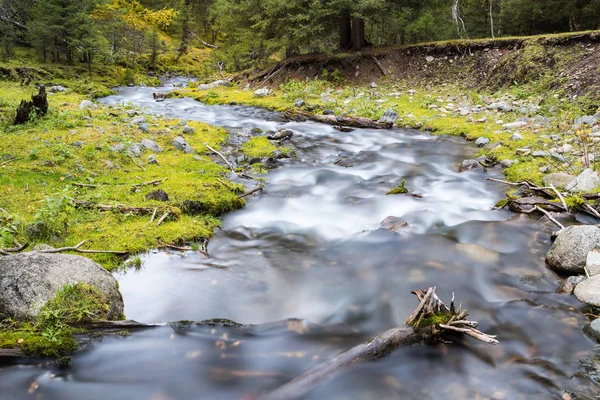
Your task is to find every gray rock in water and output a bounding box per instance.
[475,137,490,147]
[79,100,97,110]
[141,139,163,153]
[128,143,143,157]
[459,159,484,172]
[547,226,600,275]
[182,126,195,135]
[556,275,586,294]
[173,136,194,153]
[268,129,294,141]
[566,168,600,193]
[378,110,398,125]
[542,172,575,189]
[575,275,600,306]
[379,216,409,232]
[0,253,124,320]
[583,318,600,342]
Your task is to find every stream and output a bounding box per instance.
[1,79,598,399]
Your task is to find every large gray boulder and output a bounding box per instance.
[0,253,124,320]
[546,226,600,275]
[566,169,600,193]
[575,275,600,307]
[542,172,575,189]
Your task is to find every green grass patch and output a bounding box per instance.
[241,137,277,158]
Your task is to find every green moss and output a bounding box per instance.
[0,283,114,357]
[38,283,112,325]
[565,195,586,211]
[241,137,278,158]
[386,180,409,195]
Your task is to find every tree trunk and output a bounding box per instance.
[14,85,48,125]
[339,10,352,50]
[351,18,366,50]
[489,0,495,38]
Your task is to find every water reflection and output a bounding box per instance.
[0,81,597,399]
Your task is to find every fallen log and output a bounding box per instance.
[72,200,166,215]
[261,287,497,400]
[283,110,393,129]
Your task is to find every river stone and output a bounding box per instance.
[378,110,398,125]
[459,159,484,172]
[173,136,194,153]
[79,100,97,110]
[141,139,163,153]
[566,168,600,193]
[254,88,272,97]
[475,137,490,147]
[547,226,600,275]
[556,275,586,294]
[49,85,66,93]
[197,80,230,90]
[575,275,600,306]
[0,253,124,320]
[510,133,524,141]
[182,126,195,135]
[379,216,408,232]
[542,173,575,189]
[587,251,600,276]
[584,319,600,342]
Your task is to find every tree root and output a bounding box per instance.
[260,287,497,400]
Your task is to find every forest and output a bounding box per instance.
[1,0,600,71]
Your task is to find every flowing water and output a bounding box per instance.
[1,79,598,399]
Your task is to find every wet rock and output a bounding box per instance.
[459,159,484,172]
[379,216,408,232]
[378,110,398,125]
[542,173,575,189]
[547,226,600,275]
[268,129,293,141]
[575,275,600,306]
[145,189,169,202]
[584,318,600,342]
[587,251,600,276]
[556,275,586,294]
[173,136,194,153]
[0,253,124,320]
[128,143,143,157]
[79,100,97,110]
[254,88,272,97]
[566,169,600,193]
[141,139,163,153]
[251,127,263,135]
[197,80,230,90]
[475,137,490,147]
[182,126,195,135]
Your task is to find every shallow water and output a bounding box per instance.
[1,79,597,399]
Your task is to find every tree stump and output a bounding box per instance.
[14,85,48,125]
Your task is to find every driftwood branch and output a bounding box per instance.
[261,287,497,400]
[284,110,393,129]
[127,155,146,172]
[204,143,235,173]
[190,32,218,49]
[72,200,166,215]
[238,187,263,199]
[534,206,565,230]
[33,240,128,255]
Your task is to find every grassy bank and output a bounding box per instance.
[0,80,246,271]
